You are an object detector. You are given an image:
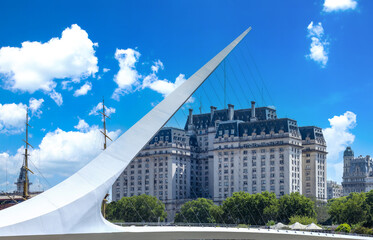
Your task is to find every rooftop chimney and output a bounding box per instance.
[210,106,217,122]
[188,108,193,125]
[228,104,234,121]
[250,101,257,122]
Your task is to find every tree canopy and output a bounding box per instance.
[175,198,217,223]
[277,192,316,224]
[328,192,368,226]
[106,194,167,222]
[175,191,316,225]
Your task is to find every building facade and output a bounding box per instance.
[299,126,327,201]
[342,147,373,196]
[113,102,328,221]
[327,180,343,200]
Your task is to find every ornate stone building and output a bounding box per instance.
[113,102,328,221]
[342,147,373,195]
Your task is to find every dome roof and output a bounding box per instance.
[344,147,354,157]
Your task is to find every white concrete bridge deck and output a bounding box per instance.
[2,226,372,240]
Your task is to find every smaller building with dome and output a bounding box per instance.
[342,146,373,195]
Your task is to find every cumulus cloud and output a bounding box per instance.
[29,98,44,117]
[89,102,116,117]
[73,82,92,97]
[0,98,44,134]
[142,62,192,102]
[49,90,63,106]
[151,60,164,73]
[0,120,121,190]
[323,111,357,182]
[323,111,356,162]
[0,24,98,103]
[111,50,188,100]
[306,21,329,67]
[323,0,357,12]
[103,68,110,73]
[112,48,141,100]
[0,103,26,134]
[74,119,90,132]
[143,73,187,97]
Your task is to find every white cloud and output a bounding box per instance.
[74,119,90,132]
[143,73,187,97]
[0,24,98,98]
[89,102,116,117]
[112,48,141,100]
[0,98,44,134]
[49,90,63,106]
[73,82,92,97]
[323,0,357,12]
[29,98,44,117]
[323,111,356,162]
[111,50,188,100]
[306,21,329,67]
[0,120,121,190]
[103,68,110,73]
[0,102,27,134]
[151,60,164,73]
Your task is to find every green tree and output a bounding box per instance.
[209,204,225,224]
[277,192,316,224]
[342,193,367,225]
[328,197,346,224]
[328,192,368,225]
[175,198,217,223]
[364,190,373,227]
[314,200,330,225]
[220,191,278,225]
[105,194,167,222]
[220,191,251,224]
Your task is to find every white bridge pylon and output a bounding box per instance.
[0,28,251,236]
[0,27,369,240]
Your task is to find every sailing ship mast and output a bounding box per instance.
[100,98,112,150]
[22,108,34,199]
[100,97,112,217]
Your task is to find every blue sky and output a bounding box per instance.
[0,0,372,191]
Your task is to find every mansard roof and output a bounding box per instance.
[215,118,299,138]
[185,106,277,130]
[148,127,187,144]
[299,126,324,140]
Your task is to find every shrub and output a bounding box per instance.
[237,224,248,228]
[352,226,373,235]
[336,223,351,233]
[266,220,275,226]
[289,215,317,225]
